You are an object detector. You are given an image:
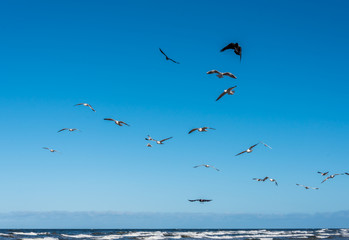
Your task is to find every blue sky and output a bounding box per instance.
[0,0,349,227]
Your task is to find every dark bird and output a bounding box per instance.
[296,184,319,190]
[188,127,216,134]
[57,128,79,133]
[145,135,154,141]
[188,199,212,203]
[321,174,343,183]
[253,177,269,182]
[220,42,242,61]
[146,143,152,148]
[318,171,329,176]
[344,172,349,175]
[42,147,58,153]
[153,137,173,145]
[193,164,220,171]
[235,143,259,156]
[159,48,180,64]
[74,103,96,112]
[104,118,130,126]
[207,70,237,79]
[216,86,237,101]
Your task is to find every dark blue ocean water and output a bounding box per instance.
[0,229,348,240]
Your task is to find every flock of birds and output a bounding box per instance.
[42,42,348,204]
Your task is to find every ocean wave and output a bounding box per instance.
[61,234,95,238]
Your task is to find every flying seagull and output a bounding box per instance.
[159,48,179,64]
[153,137,173,145]
[235,143,259,156]
[74,103,96,112]
[317,171,329,176]
[216,86,237,101]
[146,143,152,147]
[296,184,319,190]
[220,42,242,61]
[188,127,216,134]
[104,118,130,126]
[145,135,154,141]
[193,164,220,171]
[42,147,58,153]
[260,142,272,149]
[188,199,212,203]
[321,174,343,183]
[207,70,237,79]
[253,177,269,182]
[57,128,79,133]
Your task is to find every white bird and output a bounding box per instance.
[104,118,130,126]
[253,177,269,182]
[153,137,173,145]
[42,147,58,153]
[57,128,79,133]
[193,164,220,171]
[216,86,237,101]
[321,174,343,183]
[235,143,259,156]
[260,141,272,149]
[188,127,215,134]
[296,184,319,190]
[75,103,96,112]
[207,70,237,79]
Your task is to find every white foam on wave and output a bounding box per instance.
[61,234,94,238]
[96,235,123,240]
[13,232,39,236]
[22,238,58,240]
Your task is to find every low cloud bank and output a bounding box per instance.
[0,211,348,229]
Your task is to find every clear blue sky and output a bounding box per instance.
[0,0,349,227]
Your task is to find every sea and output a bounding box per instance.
[0,229,348,240]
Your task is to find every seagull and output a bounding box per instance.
[207,70,237,79]
[235,143,259,156]
[188,127,216,134]
[188,199,212,203]
[153,137,173,145]
[159,48,179,64]
[42,147,58,153]
[216,86,237,101]
[317,171,329,176]
[321,174,343,183]
[145,135,154,141]
[193,164,220,171]
[296,184,319,190]
[344,172,349,175]
[269,178,278,186]
[74,103,96,112]
[260,142,272,149]
[146,143,152,147]
[253,177,269,182]
[104,118,130,126]
[220,42,242,61]
[57,128,79,133]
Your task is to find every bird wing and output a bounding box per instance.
[296,184,305,188]
[207,127,216,130]
[74,103,83,106]
[235,150,247,156]
[188,199,197,202]
[262,177,269,181]
[216,91,227,101]
[120,121,130,126]
[249,143,259,149]
[227,86,237,91]
[321,177,330,183]
[261,142,272,149]
[222,72,237,79]
[57,128,67,132]
[188,128,198,134]
[210,166,220,171]
[88,104,96,112]
[159,48,168,58]
[160,137,173,142]
[207,70,220,74]
[220,43,235,52]
[193,165,204,168]
[169,58,180,64]
[42,147,49,150]
[104,118,115,121]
